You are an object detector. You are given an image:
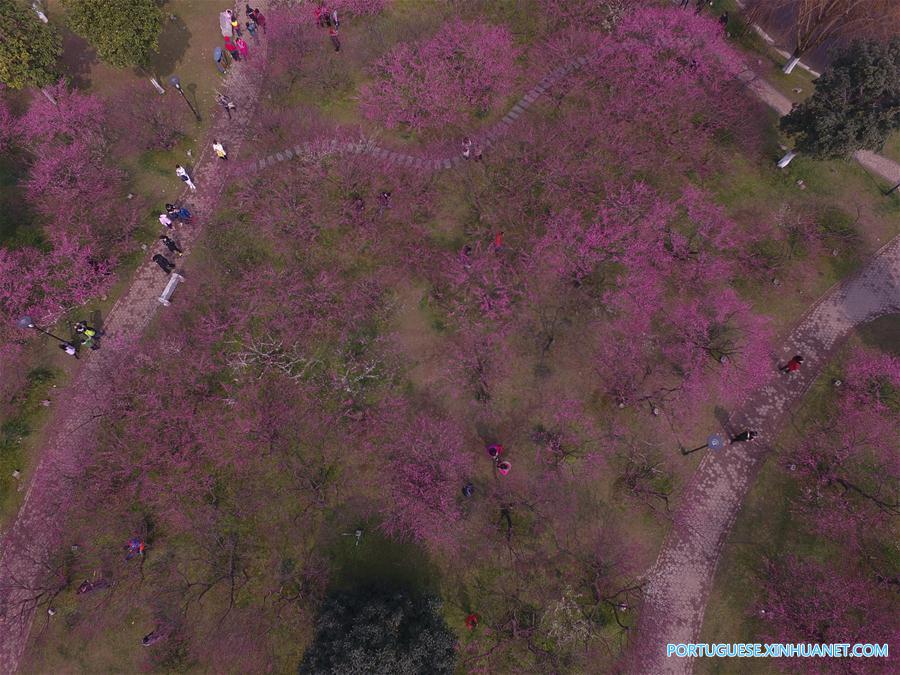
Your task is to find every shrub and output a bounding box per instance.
[360,19,520,132]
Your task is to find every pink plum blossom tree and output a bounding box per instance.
[360,19,520,133]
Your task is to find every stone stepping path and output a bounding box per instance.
[243,55,592,175]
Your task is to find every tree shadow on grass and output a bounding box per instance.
[857,314,900,356]
[146,12,192,79]
[0,151,42,249]
[322,503,439,598]
[58,27,99,90]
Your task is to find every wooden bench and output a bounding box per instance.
[158,273,185,306]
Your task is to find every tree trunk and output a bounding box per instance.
[782,50,802,74]
[777,150,797,168]
[40,87,57,106]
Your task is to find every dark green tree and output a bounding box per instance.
[780,38,900,160]
[63,0,162,69]
[0,0,61,89]
[299,587,457,675]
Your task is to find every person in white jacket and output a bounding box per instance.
[175,165,196,191]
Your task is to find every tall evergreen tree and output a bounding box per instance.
[780,38,900,160]
[63,0,162,69]
[0,0,61,88]
[299,587,457,675]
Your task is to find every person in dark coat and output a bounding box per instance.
[152,254,176,274]
[159,235,183,256]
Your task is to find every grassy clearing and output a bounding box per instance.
[0,364,61,528]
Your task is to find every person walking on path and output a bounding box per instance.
[329,25,341,52]
[462,137,472,159]
[779,354,804,374]
[165,203,193,224]
[224,36,240,62]
[175,165,196,191]
[230,14,242,37]
[216,93,236,120]
[729,430,758,444]
[159,212,174,229]
[159,235,183,257]
[245,17,258,42]
[236,36,249,60]
[152,254,176,274]
[331,8,339,29]
[213,140,228,160]
[250,7,266,34]
[493,231,504,252]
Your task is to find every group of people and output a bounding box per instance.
[719,356,806,446]
[58,321,102,358]
[220,5,266,65]
[153,199,194,275]
[315,3,342,52]
[487,444,512,475]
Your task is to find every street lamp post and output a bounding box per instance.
[17,316,68,344]
[169,75,201,122]
[682,432,726,456]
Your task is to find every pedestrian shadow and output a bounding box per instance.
[90,309,104,333]
[146,12,192,78]
[185,83,202,117]
[713,405,732,432]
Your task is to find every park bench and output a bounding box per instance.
[158,273,185,306]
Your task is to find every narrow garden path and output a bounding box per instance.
[0,6,270,671]
[628,235,900,673]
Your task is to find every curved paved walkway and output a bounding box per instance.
[628,235,900,673]
[0,4,271,671]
